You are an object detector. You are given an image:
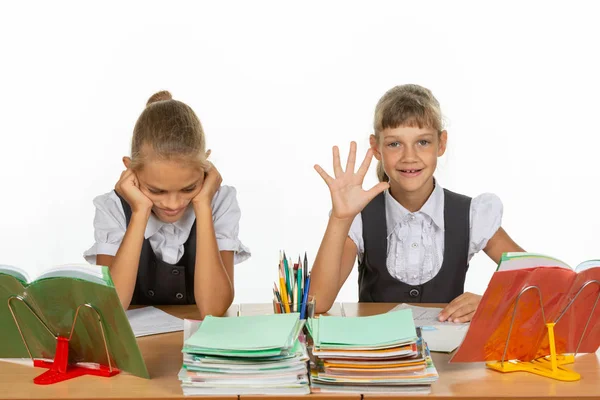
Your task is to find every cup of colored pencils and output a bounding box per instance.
[273,251,315,320]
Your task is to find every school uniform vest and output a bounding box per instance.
[358,189,471,303]
[116,191,197,305]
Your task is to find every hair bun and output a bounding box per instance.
[146,90,173,106]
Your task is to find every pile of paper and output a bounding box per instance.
[179,313,309,396]
[308,309,438,394]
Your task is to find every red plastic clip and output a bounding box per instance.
[32,336,119,385]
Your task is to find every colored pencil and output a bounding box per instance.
[279,270,290,313]
[300,274,311,319]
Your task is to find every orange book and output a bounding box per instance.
[452,253,600,363]
[324,360,426,369]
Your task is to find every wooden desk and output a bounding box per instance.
[0,303,598,400]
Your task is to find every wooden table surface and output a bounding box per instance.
[0,303,598,400]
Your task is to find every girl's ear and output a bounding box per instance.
[206,149,212,158]
[123,156,132,169]
[438,130,448,157]
[369,134,382,161]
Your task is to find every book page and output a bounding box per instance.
[35,264,110,286]
[0,265,30,283]
[498,252,571,271]
[574,260,600,273]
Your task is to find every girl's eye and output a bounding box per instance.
[148,188,164,194]
[182,187,196,193]
[387,141,400,148]
[418,140,430,146]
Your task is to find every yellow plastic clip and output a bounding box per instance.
[486,323,581,381]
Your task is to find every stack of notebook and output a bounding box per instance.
[179,313,310,396]
[308,309,439,394]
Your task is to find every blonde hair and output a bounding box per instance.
[130,90,208,170]
[373,84,443,182]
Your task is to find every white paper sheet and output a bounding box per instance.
[390,303,469,327]
[420,325,469,353]
[390,303,469,352]
[126,306,184,337]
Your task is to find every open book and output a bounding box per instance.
[0,264,113,286]
[452,252,600,362]
[0,263,149,378]
[495,252,600,273]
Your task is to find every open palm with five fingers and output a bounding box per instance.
[314,141,390,220]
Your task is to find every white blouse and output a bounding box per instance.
[348,181,502,285]
[83,185,250,265]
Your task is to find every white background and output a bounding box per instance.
[1,1,599,304]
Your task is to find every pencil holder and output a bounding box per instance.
[273,295,316,320]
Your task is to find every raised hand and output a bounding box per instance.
[314,141,389,220]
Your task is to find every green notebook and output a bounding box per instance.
[313,309,417,347]
[0,264,149,378]
[184,313,302,355]
[185,338,306,364]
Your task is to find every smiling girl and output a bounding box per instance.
[84,91,249,317]
[310,84,524,322]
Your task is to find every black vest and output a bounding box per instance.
[358,189,471,303]
[115,191,197,305]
